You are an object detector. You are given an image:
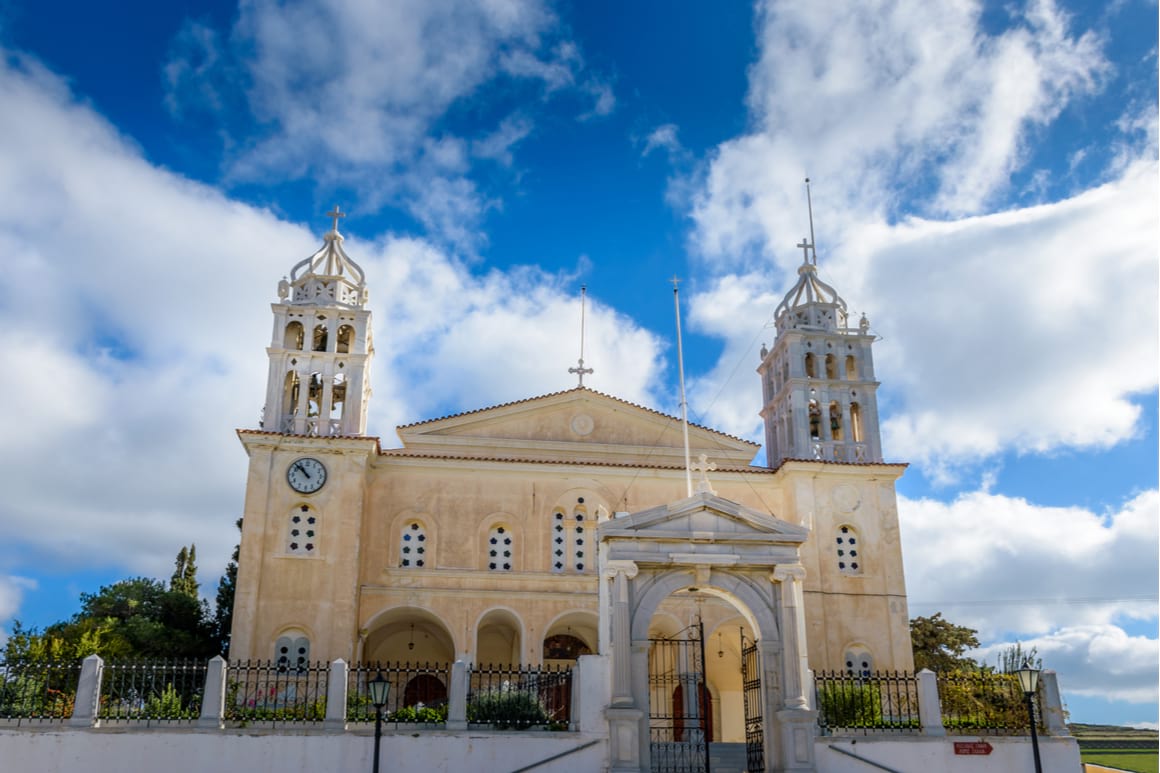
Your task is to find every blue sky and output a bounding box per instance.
[0,0,1155,727]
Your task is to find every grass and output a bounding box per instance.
[1081,749,1159,773]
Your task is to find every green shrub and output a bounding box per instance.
[468,690,549,729]
[817,682,884,728]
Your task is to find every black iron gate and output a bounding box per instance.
[740,630,765,773]
[649,623,710,773]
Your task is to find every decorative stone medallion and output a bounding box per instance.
[571,413,595,436]
[833,484,860,513]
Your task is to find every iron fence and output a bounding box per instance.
[348,661,451,725]
[224,659,329,723]
[98,659,207,724]
[814,671,921,734]
[937,671,1041,734]
[467,663,572,729]
[0,660,82,725]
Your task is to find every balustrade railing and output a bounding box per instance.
[937,671,1041,734]
[0,660,82,725]
[99,659,207,724]
[347,661,451,725]
[814,671,921,734]
[467,663,572,729]
[224,660,329,723]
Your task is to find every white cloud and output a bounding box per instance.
[164,0,611,251]
[976,626,1159,703]
[899,487,1158,701]
[642,124,682,159]
[0,49,663,633]
[0,576,36,644]
[692,0,1110,267]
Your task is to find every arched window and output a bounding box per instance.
[543,634,592,661]
[835,525,861,574]
[284,321,304,350]
[312,322,328,352]
[572,509,587,572]
[850,402,863,442]
[808,400,821,440]
[845,355,857,380]
[287,505,318,555]
[829,402,843,440]
[283,371,301,415]
[551,511,566,573]
[844,647,873,678]
[825,354,837,380]
[330,373,346,423]
[275,633,310,672]
[804,352,816,378]
[488,525,513,571]
[336,324,354,354]
[400,521,427,568]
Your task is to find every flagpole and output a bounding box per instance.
[672,277,693,497]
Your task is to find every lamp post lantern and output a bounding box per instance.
[1015,660,1043,773]
[368,672,391,773]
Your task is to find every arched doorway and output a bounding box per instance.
[475,608,523,667]
[598,491,816,773]
[646,589,760,772]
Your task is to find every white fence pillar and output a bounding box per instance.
[447,660,468,730]
[69,654,103,728]
[916,669,946,736]
[572,654,609,734]
[1040,670,1069,736]
[198,656,227,729]
[325,659,348,730]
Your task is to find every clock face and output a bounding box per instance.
[287,457,327,494]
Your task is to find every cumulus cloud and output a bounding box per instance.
[164,0,612,252]
[678,1,1157,477]
[976,626,1159,703]
[900,488,1158,701]
[0,50,661,633]
[692,0,1110,268]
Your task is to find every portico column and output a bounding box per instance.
[772,564,809,709]
[603,559,643,773]
[772,564,818,773]
[604,560,639,705]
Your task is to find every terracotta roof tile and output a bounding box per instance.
[395,386,759,447]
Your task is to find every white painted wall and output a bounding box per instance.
[816,735,1083,773]
[0,728,607,773]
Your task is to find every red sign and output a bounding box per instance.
[954,741,994,755]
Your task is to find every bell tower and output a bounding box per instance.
[260,207,373,436]
[758,238,883,466]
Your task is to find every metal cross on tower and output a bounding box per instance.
[326,205,346,234]
[568,285,594,387]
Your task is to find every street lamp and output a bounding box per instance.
[368,672,391,773]
[1015,659,1043,773]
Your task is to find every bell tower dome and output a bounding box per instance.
[757,238,883,466]
[259,207,373,436]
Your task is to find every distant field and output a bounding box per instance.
[1081,749,1159,773]
[1072,723,1158,773]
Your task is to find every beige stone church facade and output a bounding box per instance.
[229,215,914,760]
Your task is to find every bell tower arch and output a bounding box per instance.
[260,207,373,437]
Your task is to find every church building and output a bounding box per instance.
[228,211,914,762]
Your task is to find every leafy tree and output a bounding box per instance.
[995,642,1042,674]
[169,544,199,599]
[213,519,242,657]
[910,612,980,672]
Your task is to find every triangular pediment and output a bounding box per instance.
[600,492,807,543]
[598,492,806,567]
[394,388,758,466]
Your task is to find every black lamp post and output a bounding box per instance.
[368,672,391,773]
[1015,659,1043,773]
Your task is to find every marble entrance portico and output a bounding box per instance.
[598,491,819,773]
